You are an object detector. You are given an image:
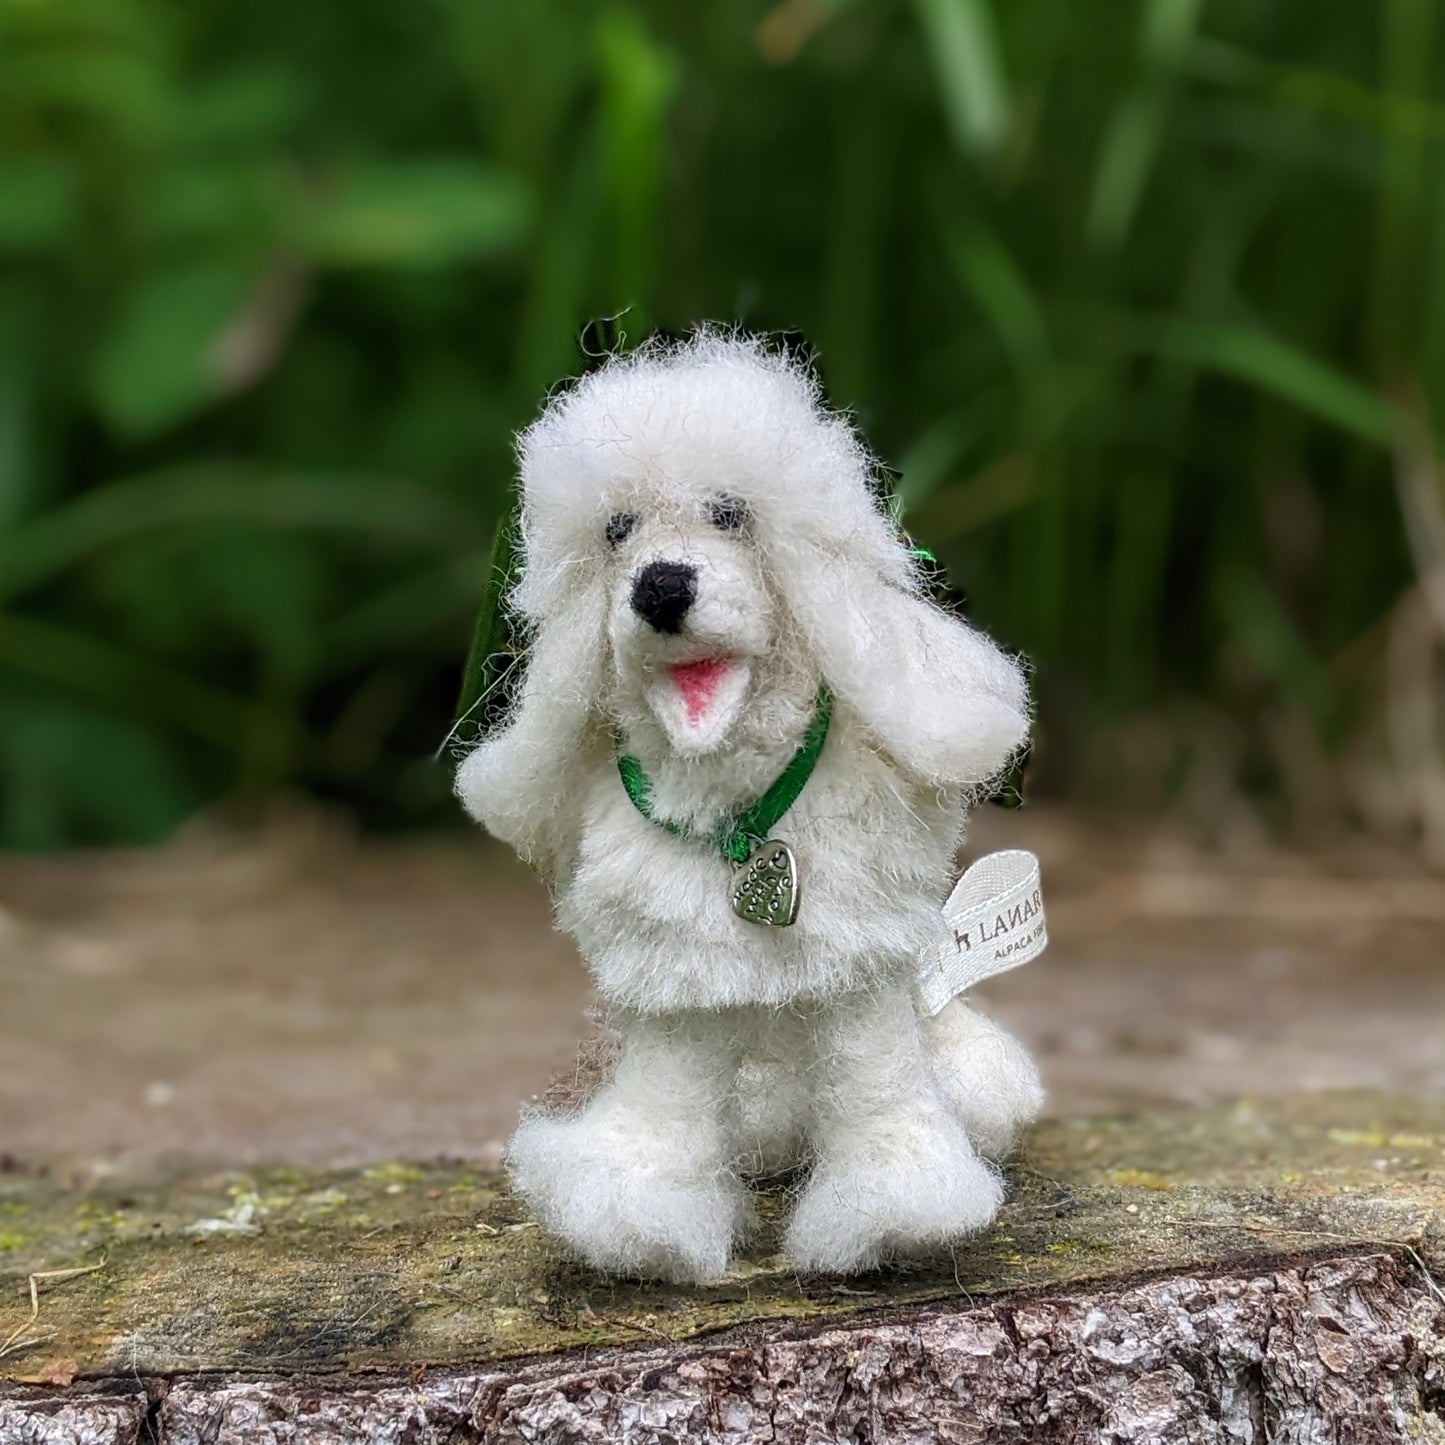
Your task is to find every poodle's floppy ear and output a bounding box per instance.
[779,543,1030,791]
[454,583,606,877]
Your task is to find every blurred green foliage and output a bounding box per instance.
[1,0,1439,847]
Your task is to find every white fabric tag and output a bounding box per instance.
[915,849,1048,1017]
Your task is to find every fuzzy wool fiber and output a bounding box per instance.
[457,330,1043,1281]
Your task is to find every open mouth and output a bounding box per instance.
[643,651,751,755]
[669,655,735,724]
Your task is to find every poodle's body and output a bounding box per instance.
[563,701,963,1012]
[457,332,1043,1281]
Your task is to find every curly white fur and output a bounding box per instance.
[458,330,1043,1280]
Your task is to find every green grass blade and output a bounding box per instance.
[1087,0,1206,249]
[0,465,484,600]
[594,8,680,315]
[1141,317,1396,445]
[450,509,523,749]
[0,612,259,750]
[1212,566,1336,730]
[912,0,1011,157]
[941,213,1050,376]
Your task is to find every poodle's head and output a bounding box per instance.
[512,331,911,757]
[461,329,1028,867]
[591,479,780,756]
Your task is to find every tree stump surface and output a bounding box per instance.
[1,1094,1442,1442]
[3,814,1443,1438]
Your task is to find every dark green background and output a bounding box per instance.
[2,0,1437,848]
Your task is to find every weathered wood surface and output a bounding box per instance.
[8,1251,1437,1443]
[1,1094,1442,1440]
[154,1254,1445,1443]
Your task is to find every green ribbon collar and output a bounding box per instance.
[616,685,834,863]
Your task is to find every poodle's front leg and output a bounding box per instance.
[783,985,1003,1273]
[507,1008,749,1283]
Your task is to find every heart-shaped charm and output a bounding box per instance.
[730,838,799,927]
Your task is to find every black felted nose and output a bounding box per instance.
[631,560,697,634]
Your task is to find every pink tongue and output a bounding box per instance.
[671,657,731,723]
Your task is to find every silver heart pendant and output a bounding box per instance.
[730,839,800,927]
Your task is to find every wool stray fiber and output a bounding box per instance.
[457,329,1043,1282]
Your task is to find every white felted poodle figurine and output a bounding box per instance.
[456,330,1043,1281]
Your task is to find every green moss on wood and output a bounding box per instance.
[1,1093,1441,1383]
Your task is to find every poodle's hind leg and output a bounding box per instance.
[507,1009,749,1283]
[783,986,1002,1274]
[728,1006,814,1179]
[922,998,1044,1161]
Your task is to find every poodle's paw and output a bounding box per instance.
[507,1110,750,1283]
[782,1125,1003,1273]
[922,1000,1044,1160]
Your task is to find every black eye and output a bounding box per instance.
[707,495,750,532]
[605,511,637,547]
